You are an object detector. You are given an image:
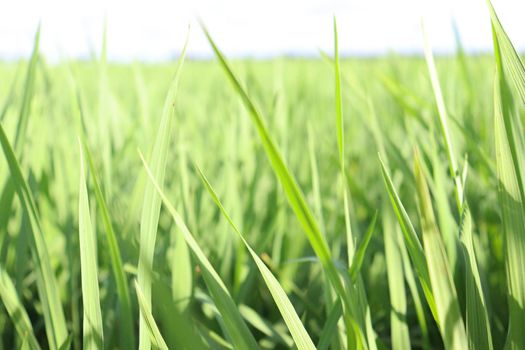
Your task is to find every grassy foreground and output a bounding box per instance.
[1,3,525,349]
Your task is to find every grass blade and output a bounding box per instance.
[200,22,367,348]
[13,24,40,151]
[140,152,261,350]
[195,164,316,350]
[414,150,467,350]
[334,17,356,266]
[487,0,525,105]
[135,281,169,350]
[349,212,377,283]
[0,266,41,350]
[493,66,525,350]
[488,3,525,347]
[317,300,343,350]
[378,155,437,320]
[422,21,464,213]
[137,33,188,350]
[79,137,134,349]
[78,142,104,350]
[383,207,411,350]
[459,206,493,350]
[0,123,67,349]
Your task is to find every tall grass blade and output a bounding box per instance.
[0,266,41,350]
[414,150,467,349]
[0,123,67,349]
[422,22,464,213]
[137,33,188,350]
[195,164,316,350]
[493,66,525,350]
[135,281,169,350]
[334,17,356,264]
[80,138,134,349]
[201,23,367,348]
[459,206,493,350]
[488,3,525,347]
[13,24,40,151]
[383,207,411,350]
[487,0,525,105]
[78,142,104,350]
[378,155,437,319]
[317,300,343,350]
[140,152,261,350]
[349,212,377,283]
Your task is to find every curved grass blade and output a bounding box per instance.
[0,25,41,260]
[317,300,343,350]
[195,164,316,350]
[349,212,377,283]
[239,305,293,347]
[135,281,169,350]
[0,124,67,349]
[459,206,493,350]
[137,32,188,350]
[0,266,41,350]
[140,152,261,350]
[200,22,366,349]
[422,21,464,213]
[334,17,356,266]
[378,155,437,320]
[493,71,525,350]
[487,0,525,105]
[78,142,104,350]
[488,3,525,347]
[383,208,410,350]
[14,24,40,151]
[414,151,467,350]
[79,138,134,349]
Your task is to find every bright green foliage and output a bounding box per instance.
[195,164,316,350]
[460,207,493,350]
[2,2,525,349]
[414,150,468,349]
[0,267,41,350]
[137,33,188,350]
[0,123,67,349]
[78,143,104,350]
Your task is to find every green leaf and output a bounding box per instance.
[383,207,411,350]
[422,22,464,213]
[13,24,40,152]
[80,137,134,350]
[414,150,467,350]
[459,206,493,350]
[0,123,67,350]
[78,141,104,350]
[195,164,316,350]
[0,266,41,350]
[493,63,525,350]
[349,212,378,283]
[239,305,293,347]
[137,32,188,350]
[200,22,367,349]
[378,155,437,320]
[488,3,525,347]
[487,0,525,105]
[140,152,261,350]
[317,300,343,350]
[135,280,169,350]
[334,17,356,268]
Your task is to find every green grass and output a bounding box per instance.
[1,1,525,349]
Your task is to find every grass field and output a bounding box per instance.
[1,2,525,349]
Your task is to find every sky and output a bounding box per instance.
[0,0,524,61]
